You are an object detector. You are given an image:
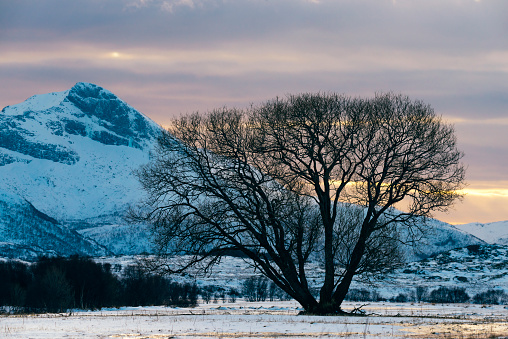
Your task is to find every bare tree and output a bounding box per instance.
[135,93,465,314]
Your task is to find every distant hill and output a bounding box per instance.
[454,220,508,245]
[0,189,108,258]
[400,218,485,261]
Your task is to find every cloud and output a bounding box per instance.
[447,117,508,126]
[463,188,508,198]
[128,0,201,12]
[434,186,508,224]
[2,0,506,47]
[161,0,197,12]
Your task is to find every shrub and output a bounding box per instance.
[228,288,240,303]
[0,261,32,308]
[415,286,428,302]
[121,264,198,307]
[472,289,508,305]
[345,288,372,302]
[26,267,74,313]
[390,293,408,303]
[242,276,269,302]
[426,286,469,303]
[466,244,482,255]
[29,256,120,310]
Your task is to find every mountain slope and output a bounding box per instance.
[454,220,508,245]
[402,218,484,261]
[378,243,508,295]
[0,189,108,259]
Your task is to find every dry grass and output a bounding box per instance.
[401,321,508,338]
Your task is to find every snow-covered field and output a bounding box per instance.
[2,301,508,338]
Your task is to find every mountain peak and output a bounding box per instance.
[0,83,161,163]
[0,83,163,223]
[63,82,159,147]
[71,81,105,91]
[67,82,116,102]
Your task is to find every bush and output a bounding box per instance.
[0,261,32,308]
[425,286,469,303]
[28,256,120,310]
[167,280,198,307]
[390,293,408,303]
[415,286,428,302]
[472,289,508,305]
[228,288,240,303]
[242,276,269,302]
[345,288,372,302]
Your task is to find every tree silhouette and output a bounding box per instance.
[136,93,465,314]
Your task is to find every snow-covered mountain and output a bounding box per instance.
[0,82,161,258]
[401,218,485,261]
[0,82,491,261]
[454,220,508,245]
[0,82,160,220]
[0,189,109,258]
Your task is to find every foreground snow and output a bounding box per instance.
[2,301,508,338]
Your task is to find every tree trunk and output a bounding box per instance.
[331,224,371,309]
[301,223,371,315]
[318,187,335,308]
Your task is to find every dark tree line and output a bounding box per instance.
[121,264,198,307]
[135,92,465,314]
[0,256,198,313]
[345,286,508,305]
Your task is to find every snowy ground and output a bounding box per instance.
[2,301,508,338]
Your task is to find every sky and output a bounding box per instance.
[0,0,507,224]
